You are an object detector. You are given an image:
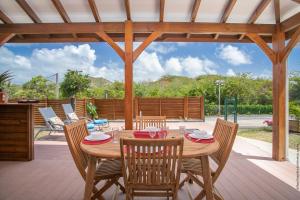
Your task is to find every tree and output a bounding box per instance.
[60,70,90,98]
[22,76,55,99]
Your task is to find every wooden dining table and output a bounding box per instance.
[80,130,219,200]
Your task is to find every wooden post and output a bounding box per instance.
[200,96,205,121]
[272,25,286,161]
[184,96,188,120]
[124,20,133,130]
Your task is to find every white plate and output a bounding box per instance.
[85,133,111,141]
[188,129,213,139]
[144,127,160,132]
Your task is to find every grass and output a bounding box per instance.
[238,127,300,150]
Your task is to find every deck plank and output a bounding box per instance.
[0,138,300,200]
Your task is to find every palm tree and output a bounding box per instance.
[0,70,13,92]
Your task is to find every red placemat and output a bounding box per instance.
[82,137,112,145]
[133,130,167,139]
[184,133,215,143]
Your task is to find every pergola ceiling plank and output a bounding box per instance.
[88,0,101,22]
[281,12,300,32]
[159,0,165,22]
[16,0,42,23]
[239,0,272,40]
[124,0,131,20]
[0,10,23,39]
[214,0,237,39]
[291,0,300,3]
[0,22,275,34]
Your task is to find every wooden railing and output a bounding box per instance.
[10,97,204,126]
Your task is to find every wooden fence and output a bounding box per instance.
[10,97,204,125]
[93,96,205,120]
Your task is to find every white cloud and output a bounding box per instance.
[147,43,177,54]
[0,44,218,84]
[226,68,236,76]
[217,44,251,65]
[164,56,217,77]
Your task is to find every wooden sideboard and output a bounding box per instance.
[0,104,34,161]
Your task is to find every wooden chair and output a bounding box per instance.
[63,120,124,200]
[120,138,184,200]
[135,115,167,130]
[179,118,238,200]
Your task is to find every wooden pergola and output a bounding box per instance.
[0,0,300,161]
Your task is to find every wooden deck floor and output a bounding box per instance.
[0,137,299,200]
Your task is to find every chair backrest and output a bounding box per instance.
[120,138,183,189]
[136,116,167,130]
[62,104,74,114]
[63,120,89,179]
[211,118,238,178]
[39,107,58,128]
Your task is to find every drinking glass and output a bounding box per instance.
[149,130,156,139]
[179,126,186,135]
[112,127,119,143]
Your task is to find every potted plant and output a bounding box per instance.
[0,71,13,104]
[86,102,99,120]
[289,102,300,133]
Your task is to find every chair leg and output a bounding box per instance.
[115,181,125,193]
[179,175,189,189]
[92,179,116,200]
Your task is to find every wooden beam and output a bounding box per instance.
[51,0,77,38]
[246,33,275,63]
[124,0,131,20]
[272,25,287,161]
[133,32,161,61]
[291,0,300,3]
[124,20,133,130]
[0,33,15,46]
[0,22,275,34]
[159,0,165,22]
[281,26,300,62]
[88,0,101,22]
[214,0,237,39]
[274,0,280,23]
[281,12,300,32]
[96,32,125,61]
[16,0,42,23]
[239,0,272,40]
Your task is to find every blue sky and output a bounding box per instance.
[0,41,299,84]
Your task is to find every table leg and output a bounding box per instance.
[84,156,97,200]
[200,155,214,200]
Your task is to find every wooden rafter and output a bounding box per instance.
[274,0,280,23]
[291,0,300,3]
[16,0,42,23]
[214,0,237,39]
[133,32,161,61]
[124,0,131,20]
[281,12,300,32]
[96,32,125,61]
[159,0,165,22]
[246,33,275,63]
[281,26,300,62]
[0,22,275,34]
[0,33,15,46]
[51,0,77,38]
[239,0,272,40]
[88,0,101,22]
[187,0,201,38]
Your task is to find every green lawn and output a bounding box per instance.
[238,127,300,150]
